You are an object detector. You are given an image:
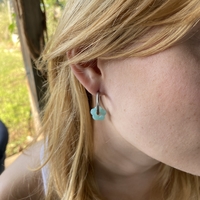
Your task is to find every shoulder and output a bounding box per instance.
[0,140,45,200]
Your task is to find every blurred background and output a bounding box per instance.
[0,0,64,160]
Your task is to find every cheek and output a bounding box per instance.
[141,77,200,175]
[124,80,200,175]
[105,55,200,175]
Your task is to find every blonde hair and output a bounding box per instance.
[39,0,200,199]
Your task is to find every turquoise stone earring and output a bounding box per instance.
[90,93,106,120]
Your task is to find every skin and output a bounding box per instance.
[97,27,200,171]
[0,141,44,200]
[96,41,200,175]
[77,23,200,199]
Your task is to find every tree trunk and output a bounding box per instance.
[13,0,47,132]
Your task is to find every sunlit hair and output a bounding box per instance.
[38,0,200,199]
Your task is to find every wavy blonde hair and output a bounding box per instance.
[38,0,200,199]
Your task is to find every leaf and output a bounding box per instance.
[8,23,15,34]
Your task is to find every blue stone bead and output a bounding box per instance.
[90,106,106,120]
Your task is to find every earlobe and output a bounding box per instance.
[67,51,102,95]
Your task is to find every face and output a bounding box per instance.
[98,24,200,175]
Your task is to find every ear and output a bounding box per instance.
[67,50,102,95]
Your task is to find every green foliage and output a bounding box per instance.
[8,23,15,34]
[0,2,17,43]
[45,0,55,6]
[8,13,16,34]
[0,3,33,157]
[0,3,10,42]
[0,46,34,157]
[44,0,65,37]
[0,0,66,157]
[44,0,65,7]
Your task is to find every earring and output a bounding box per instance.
[90,93,106,120]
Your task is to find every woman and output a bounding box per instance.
[1,0,200,199]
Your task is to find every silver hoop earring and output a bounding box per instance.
[90,93,106,120]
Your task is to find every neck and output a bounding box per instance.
[93,120,160,200]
